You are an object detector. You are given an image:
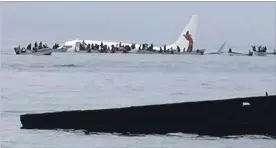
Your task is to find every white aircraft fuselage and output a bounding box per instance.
[59,15,198,53]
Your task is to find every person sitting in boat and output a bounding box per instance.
[131,43,136,49]
[177,46,181,52]
[251,45,256,52]
[119,42,122,48]
[170,47,174,54]
[33,42,38,52]
[21,47,26,53]
[33,47,37,52]
[263,46,267,52]
[43,43,48,48]
[258,46,261,52]
[27,43,31,50]
[228,48,232,53]
[248,50,253,56]
[159,47,163,53]
[87,44,91,50]
[34,42,38,48]
[163,45,167,52]
[14,46,20,54]
[150,43,154,51]
[52,43,59,49]
[38,41,43,49]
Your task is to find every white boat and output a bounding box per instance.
[52,43,71,52]
[14,47,52,55]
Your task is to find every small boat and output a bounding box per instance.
[53,46,70,52]
[228,52,253,56]
[14,46,52,55]
[228,48,253,56]
[267,52,276,55]
[168,49,206,55]
[251,45,267,56]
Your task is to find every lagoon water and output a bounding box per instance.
[1,51,276,148]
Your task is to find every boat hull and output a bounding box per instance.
[228,52,252,56]
[267,52,276,55]
[20,95,276,137]
[15,48,52,55]
[53,48,68,52]
[253,51,267,56]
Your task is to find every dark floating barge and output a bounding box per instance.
[20,94,276,137]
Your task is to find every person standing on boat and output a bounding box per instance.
[183,31,194,52]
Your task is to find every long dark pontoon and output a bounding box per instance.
[20,94,276,137]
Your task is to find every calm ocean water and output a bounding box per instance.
[1,51,276,148]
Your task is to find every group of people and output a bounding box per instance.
[251,45,267,52]
[14,41,49,54]
[76,40,195,54]
[78,41,135,53]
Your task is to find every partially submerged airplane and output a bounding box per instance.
[206,42,227,55]
[55,15,205,55]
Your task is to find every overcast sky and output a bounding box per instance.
[1,1,275,51]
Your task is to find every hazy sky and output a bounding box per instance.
[1,1,276,50]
